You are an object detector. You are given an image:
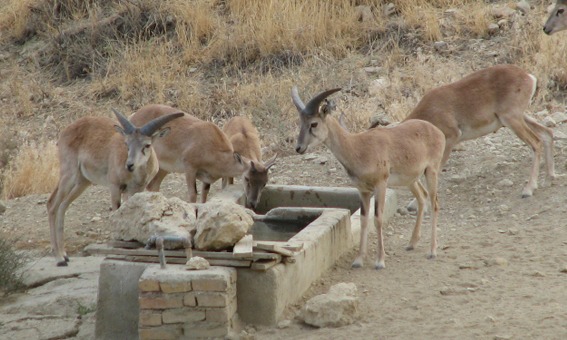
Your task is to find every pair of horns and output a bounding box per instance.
[291,86,341,116]
[112,109,184,136]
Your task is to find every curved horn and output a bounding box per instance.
[112,108,135,134]
[291,86,306,112]
[304,88,342,116]
[140,112,185,136]
[264,153,277,169]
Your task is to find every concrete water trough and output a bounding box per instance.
[95,184,397,338]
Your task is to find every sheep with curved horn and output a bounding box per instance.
[293,86,445,269]
[129,104,252,204]
[47,109,184,266]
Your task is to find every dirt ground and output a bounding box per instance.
[1,119,567,339]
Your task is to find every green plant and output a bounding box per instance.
[0,237,29,294]
[77,302,96,316]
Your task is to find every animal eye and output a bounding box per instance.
[558,8,565,15]
[310,122,318,129]
[145,144,151,149]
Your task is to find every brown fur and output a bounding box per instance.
[404,64,555,198]
[222,116,276,209]
[129,104,251,203]
[47,111,182,266]
[294,87,446,269]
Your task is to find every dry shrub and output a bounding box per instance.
[0,236,29,294]
[1,141,59,200]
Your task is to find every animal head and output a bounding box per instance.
[243,154,277,209]
[544,0,567,35]
[112,108,184,172]
[291,86,342,154]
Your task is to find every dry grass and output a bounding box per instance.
[1,141,59,200]
[1,0,567,198]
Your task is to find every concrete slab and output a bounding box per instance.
[21,256,104,288]
[95,259,150,340]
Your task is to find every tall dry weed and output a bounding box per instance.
[1,141,59,200]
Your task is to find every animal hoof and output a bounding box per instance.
[374,263,385,270]
[351,260,363,268]
[427,254,437,260]
[64,255,70,262]
[405,245,415,251]
[57,261,68,267]
[521,193,532,199]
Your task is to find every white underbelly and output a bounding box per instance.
[387,173,420,188]
[459,120,502,142]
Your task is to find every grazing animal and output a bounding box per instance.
[129,104,251,203]
[222,116,277,209]
[47,109,184,266]
[544,1,567,35]
[293,87,446,269]
[398,64,555,199]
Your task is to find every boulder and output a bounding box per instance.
[110,192,196,248]
[300,282,359,328]
[194,202,254,251]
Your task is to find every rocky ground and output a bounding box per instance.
[1,119,567,339]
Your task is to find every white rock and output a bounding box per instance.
[434,41,448,51]
[110,192,196,248]
[368,78,390,96]
[194,202,254,251]
[383,3,396,16]
[543,116,556,127]
[186,256,210,270]
[488,23,500,35]
[516,1,530,14]
[300,282,359,328]
[355,5,373,22]
[551,111,567,124]
[496,179,514,187]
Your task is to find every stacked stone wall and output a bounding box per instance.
[138,266,237,339]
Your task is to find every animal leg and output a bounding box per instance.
[500,114,542,197]
[373,183,387,270]
[352,190,372,268]
[48,175,89,266]
[201,182,211,203]
[406,180,427,251]
[424,166,440,259]
[525,116,556,180]
[147,168,168,192]
[185,170,199,203]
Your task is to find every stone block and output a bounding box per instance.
[139,311,162,327]
[184,293,197,307]
[195,293,228,307]
[160,281,192,293]
[162,308,206,324]
[139,325,183,340]
[183,322,228,339]
[139,279,160,292]
[139,293,184,310]
[192,279,228,292]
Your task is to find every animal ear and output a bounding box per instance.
[234,152,243,164]
[265,153,277,170]
[250,161,257,173]
[153,127,171,138]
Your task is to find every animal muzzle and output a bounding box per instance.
[126,163,135,172]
